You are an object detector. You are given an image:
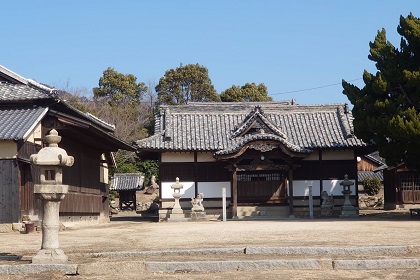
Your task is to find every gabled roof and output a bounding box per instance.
[110,173,144,191]
[0,106,48,140]
[365,151,386,167]
[358,170,384,183]
[136,102,367,155]
[0,64,134,151]
[231,105,286,139]
[0,83,56,101]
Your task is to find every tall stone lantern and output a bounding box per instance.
[339,174,358,218]
[30,129,74,264]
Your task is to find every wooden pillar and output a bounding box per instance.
[232,167,238,219]
[194,152,198,197]
[288,168,295,218]
[353,151,359,208]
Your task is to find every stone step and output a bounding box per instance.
[236,206,289,218]
[3,246,420,276]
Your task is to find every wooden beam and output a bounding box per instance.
[232,167,238,219]
[288,167,294,218]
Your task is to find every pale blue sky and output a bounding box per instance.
[2,1,419,104]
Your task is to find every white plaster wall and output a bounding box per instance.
[322,179,356,195]
[100,154,109,184]
[26,123,42,144]
[161,152,194,162]
[322,150,354,160]
[197,152,216,162]
[291,180,321,197]
[197,182,231,198]
[0,141,17,159]
[302,152,319,161]
[161,181,195,199]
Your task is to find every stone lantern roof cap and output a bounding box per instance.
[171,177,183,189]
[30,129,74,167]
[340,174,354,187]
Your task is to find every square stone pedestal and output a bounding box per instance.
[339,205,359,218]
[190,211,207,221]
[167,208,188,222]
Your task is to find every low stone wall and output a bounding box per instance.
[358,194,384,209]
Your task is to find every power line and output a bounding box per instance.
[272,78,362,96]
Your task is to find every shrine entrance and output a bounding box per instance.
[237,171,287,205]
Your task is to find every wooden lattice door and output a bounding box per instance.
[237,171,286,204]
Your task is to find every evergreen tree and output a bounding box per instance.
[156,64,220,105]
[220,83,272,102]
[93,67,147,105]
[343,13,420,169]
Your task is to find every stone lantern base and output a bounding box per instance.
[32,249,68,264]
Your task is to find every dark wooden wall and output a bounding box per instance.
[59,137,105,215]
[160,161,230,182]
[0,159,19,223]
[294,160,357,181]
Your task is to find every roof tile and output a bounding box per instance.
[136,102,367,153]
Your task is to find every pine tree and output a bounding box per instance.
[343,13,420,169]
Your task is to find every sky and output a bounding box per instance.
[1,1,419,105]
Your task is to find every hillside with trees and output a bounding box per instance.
[60,64,274,181]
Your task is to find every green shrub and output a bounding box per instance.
[109,190,118,201]
[363,178,381,196]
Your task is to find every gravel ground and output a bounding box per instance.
[1,209,420,279]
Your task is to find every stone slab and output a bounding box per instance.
[88,247,245,258]
[333,258,420,270]
[145,259,322,272]
[0,264,77,275]
[245,245,414,256]
[0,224,12,233]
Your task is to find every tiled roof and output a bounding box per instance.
[0,106,48,140]
[110,173,144,191]
[0,83,56,101]
[365,151,386,167]
[358,171,383,183]
[136,102,367,154]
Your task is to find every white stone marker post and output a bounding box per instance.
[308,185,313,219]
[222,188,226,222]
[30,129,74,264]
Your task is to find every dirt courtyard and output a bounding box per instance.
[1,209,420,279]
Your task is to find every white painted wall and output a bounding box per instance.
[100,154,109,184]
[161,181,195,199]
[322,150,354,160]
[291,180,321,196]
[322,179,356,195]
[161,152,194,162]
[291,179,356,196]
[0,141,17,159]
[197,182,231,198]
[197,152,216,162]
[26,123,42,145]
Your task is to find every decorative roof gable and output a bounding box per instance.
[231,105,286,139]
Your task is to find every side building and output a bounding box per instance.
[0,65,134,226]
[135,102,371,219]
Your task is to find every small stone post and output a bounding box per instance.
[30,129,74,263]
[339,174,358,218]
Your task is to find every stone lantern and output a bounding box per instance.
[339,174,358,218]
[167,177,187,221]
[30,129,74,264]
